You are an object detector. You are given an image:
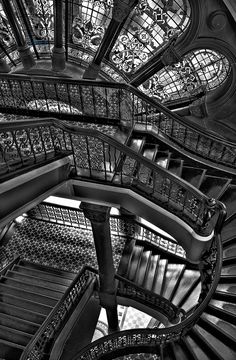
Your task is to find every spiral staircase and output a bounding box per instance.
[1,0,236,359]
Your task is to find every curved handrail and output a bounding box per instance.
[20,266,97,360]
[71,230,224,360]
[27,201,186,259]
[0,118,223,237]
[1,74,236,168]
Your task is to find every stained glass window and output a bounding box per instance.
[0,3,16,47]
[139,49,231,103]
[111,0,191,74]
[22,0,54,53]
[71,0,113,51]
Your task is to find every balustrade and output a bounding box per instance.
[0,75,236,169]
[0,119,224,237]
[20,267,97,360]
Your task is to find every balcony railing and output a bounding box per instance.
[0,74,236,169]
[0,119,225,237]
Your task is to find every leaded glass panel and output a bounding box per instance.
[22,0,54,53]
[111,0,191,74]
[71,0,113,50]
[0,3,16,47]
[139,49,231,102]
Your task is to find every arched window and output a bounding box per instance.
[139,49,231,102]
[111,0,191,74]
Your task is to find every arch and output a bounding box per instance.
[139,48,231,103]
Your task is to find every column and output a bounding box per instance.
[52,0,66,71]
[83,0,138,79]
[1,0,35,70]
[80,202,119,333]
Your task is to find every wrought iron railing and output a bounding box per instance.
[1,75,236,169]
[71,232,224,360]
[116,274,182,324]
[0,119,224,237]
[27,201,186,259]
[0,119,72,180]
[20,266,97,360]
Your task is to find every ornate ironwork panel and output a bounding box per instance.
[111,0,191,74]
[0,3,16,47]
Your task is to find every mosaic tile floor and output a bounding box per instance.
[3,217,126,273]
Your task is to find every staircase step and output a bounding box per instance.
[181,281,202,313]
[181,166,206,188]
[172,269,200,307]
[200,312,236,344]
[0,302,46,324]
[182,336,204,360]
[0,339,24,360]
[1,277,63,299]
[168,159,183,177]
[221,265,236,276]
[189,327,224,360]
[223,243,236,258]
[199,176,231,199]
[0,312,39,335]
[161,263,185,300]
[118,239,136,277]
[170,340,191,360]
[18,260,75,280]
[134,250,152,286]
[206,302,236,325]
[142,254,160,291]
[0,293,53,315]
[152,259,168,295]
[6,270,68,292]
[197,318,236,354]
[155,151,170,169]
[12,264,73,286]
[127,246,143,282]
[0,324,32,347]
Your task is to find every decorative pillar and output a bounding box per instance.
[52,0,66,71]
[1,0,35,70]
[0,58,11,73]
[83,0,138,79]
[80,202,119,333]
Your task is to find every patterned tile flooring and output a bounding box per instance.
[3,217,126,273]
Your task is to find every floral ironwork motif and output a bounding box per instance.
[71,0,113,50]
[23,0,54,50]
[0,4,15,47]
[140,49,230,102]
[111,0,191,73]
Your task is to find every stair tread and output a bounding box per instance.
[127,246,143,281]
[142,254,160,291]
[1,276,64,299]
[152,258,168,295]
[0,292,53,315]
[161,263,185,300]
[6,270,69,292]
[12,264,73,285]
[0,301,46,324]
[0,323,32,346]
[0,312,40,335]
[18,260,75,279]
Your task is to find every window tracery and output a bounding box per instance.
[22,0,54,52]
[71,0,113,50]
[111,0,191,74]
[0,3,16,47]
[139,49,230,103]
